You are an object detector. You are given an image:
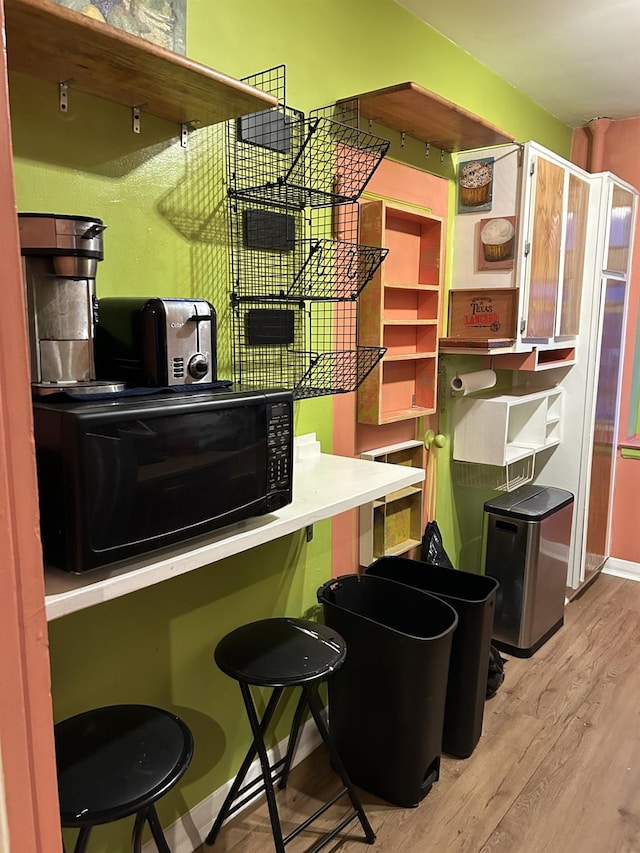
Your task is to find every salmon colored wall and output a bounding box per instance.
[572,119,640,564]
[332,158,449,576]
[0,4,61,849]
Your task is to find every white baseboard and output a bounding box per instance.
[602,557,640,582]
[143,716,323,853]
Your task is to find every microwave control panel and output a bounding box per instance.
[265,399,293,510]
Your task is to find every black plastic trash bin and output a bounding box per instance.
[317,573,458,808]
[365,557,499,759]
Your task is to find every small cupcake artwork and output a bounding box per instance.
[458,157,494,213]
[477,216,517,270]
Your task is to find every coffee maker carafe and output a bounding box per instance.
[18,213,124,396]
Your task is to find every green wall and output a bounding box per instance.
[11,1,571,848]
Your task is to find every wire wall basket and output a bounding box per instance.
[226,66,390,398]
[232,298,385,399]
[229,202,388,300]
[452,456,535,492]
[229,68,389,209]
[294,347,386,399]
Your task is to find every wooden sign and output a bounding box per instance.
[446,288,518,341]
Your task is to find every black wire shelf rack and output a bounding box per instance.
[226,66,389,398]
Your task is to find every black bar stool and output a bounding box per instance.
[205,617,375,852]
[54,704,194,853]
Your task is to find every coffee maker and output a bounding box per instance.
[18,213,124,396]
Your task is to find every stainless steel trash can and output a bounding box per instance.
[482,485,574,657]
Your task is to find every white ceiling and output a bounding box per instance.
[395,0,640,127]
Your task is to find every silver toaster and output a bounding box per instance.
[96,296,217,386]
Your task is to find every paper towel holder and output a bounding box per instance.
[451,358,497,396]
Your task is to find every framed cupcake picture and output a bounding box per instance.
[477,216,517,270]
[458,157,494,213]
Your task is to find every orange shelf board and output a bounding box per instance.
[384,282,440,291]
[5,0,277,127]
[384,319,438,326]
[439,337,515,349]
[341,82,515,152]
[384,352,437,361]
[379,406,436,424]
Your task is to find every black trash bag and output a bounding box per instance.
[486,645,506,699]
[419,519,506,700]
[420,520,455,568]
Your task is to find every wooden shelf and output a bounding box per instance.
[378,406,434,424]
[439,338,516,355]
[359,441,425,566]
[385,485,423,502]
[358,198,443,425]
[4,0,277,127]
[490,347,577,371]
[384,319,438,326]
[340,82,514,152]
[383,538,421,558]
[385,352,436,361]
[385,283,440,291]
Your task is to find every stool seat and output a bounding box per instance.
[215,617,346,687]
[207,617,375,852]
[55,704,193,853]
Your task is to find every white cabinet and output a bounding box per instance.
[532,173,638,591]
[443,142,597,362]
[358,440,425,566]
[453,387,563,476]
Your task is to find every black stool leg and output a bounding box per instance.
[132,808,147,853]
[307,687,376,844]
[132,804,172,853]
[239,682,286,853]
[146,803,172,853]
[72,826,92,853]
[205,687,283,846]
[278,685,310,790]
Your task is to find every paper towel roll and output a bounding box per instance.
[451,369,497,395]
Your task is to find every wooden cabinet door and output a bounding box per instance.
[558,172,590,336]
[523,155,565,340]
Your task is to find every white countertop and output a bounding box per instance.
[44,449,425,621]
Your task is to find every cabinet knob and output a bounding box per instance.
[424,430,446,450]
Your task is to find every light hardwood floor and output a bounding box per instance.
[195,574,640,852]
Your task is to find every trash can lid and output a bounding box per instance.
[484,484,574,521]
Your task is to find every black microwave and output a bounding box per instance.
[32,387,294,573]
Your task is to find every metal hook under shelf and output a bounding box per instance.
[58,79,74,112]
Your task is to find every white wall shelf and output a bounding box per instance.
[453,387,564,469]
[44,445,424,621]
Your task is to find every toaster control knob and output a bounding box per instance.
[188,353,209,379]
